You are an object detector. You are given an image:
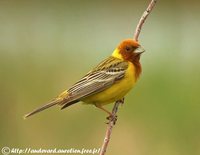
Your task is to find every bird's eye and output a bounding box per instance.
[125,46,131,52]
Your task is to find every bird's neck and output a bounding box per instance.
[112,48,142,80]
[132,59,142,80]
[112,48,123,59]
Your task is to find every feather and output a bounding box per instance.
[24,99,62,119]
[60,56,128,108]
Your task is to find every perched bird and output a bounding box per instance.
[24,39,144,119]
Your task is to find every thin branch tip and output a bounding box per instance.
[134,0,157,41]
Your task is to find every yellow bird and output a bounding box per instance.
[24,39,144,119]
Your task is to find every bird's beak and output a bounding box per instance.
[135,46,145,55]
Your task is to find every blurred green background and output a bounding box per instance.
[0,0,200,154]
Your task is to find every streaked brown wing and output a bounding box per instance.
[60,56,128,109]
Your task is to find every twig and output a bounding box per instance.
[134,0,157,41]
[99,1,157,155]
[99,100,122,155]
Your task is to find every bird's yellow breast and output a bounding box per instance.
[82,62,136,106]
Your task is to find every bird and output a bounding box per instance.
[24,39,144,119]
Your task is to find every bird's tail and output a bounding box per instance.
[24,99,62,119]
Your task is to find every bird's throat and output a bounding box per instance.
[131,59,142,80]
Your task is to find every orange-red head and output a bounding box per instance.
[112,39,145,78]
[117,39,144,61]
[112,39,144,62]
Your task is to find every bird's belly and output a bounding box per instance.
[82,63,136,106]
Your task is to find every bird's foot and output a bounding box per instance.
[106,114,118,125]
[119,98,125,106]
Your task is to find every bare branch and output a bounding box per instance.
[134,0,157,41]
[99,1,157,155]
[99,100,122,155]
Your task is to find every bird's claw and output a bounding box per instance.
[106,114,118,124]
[119,98,124,106]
